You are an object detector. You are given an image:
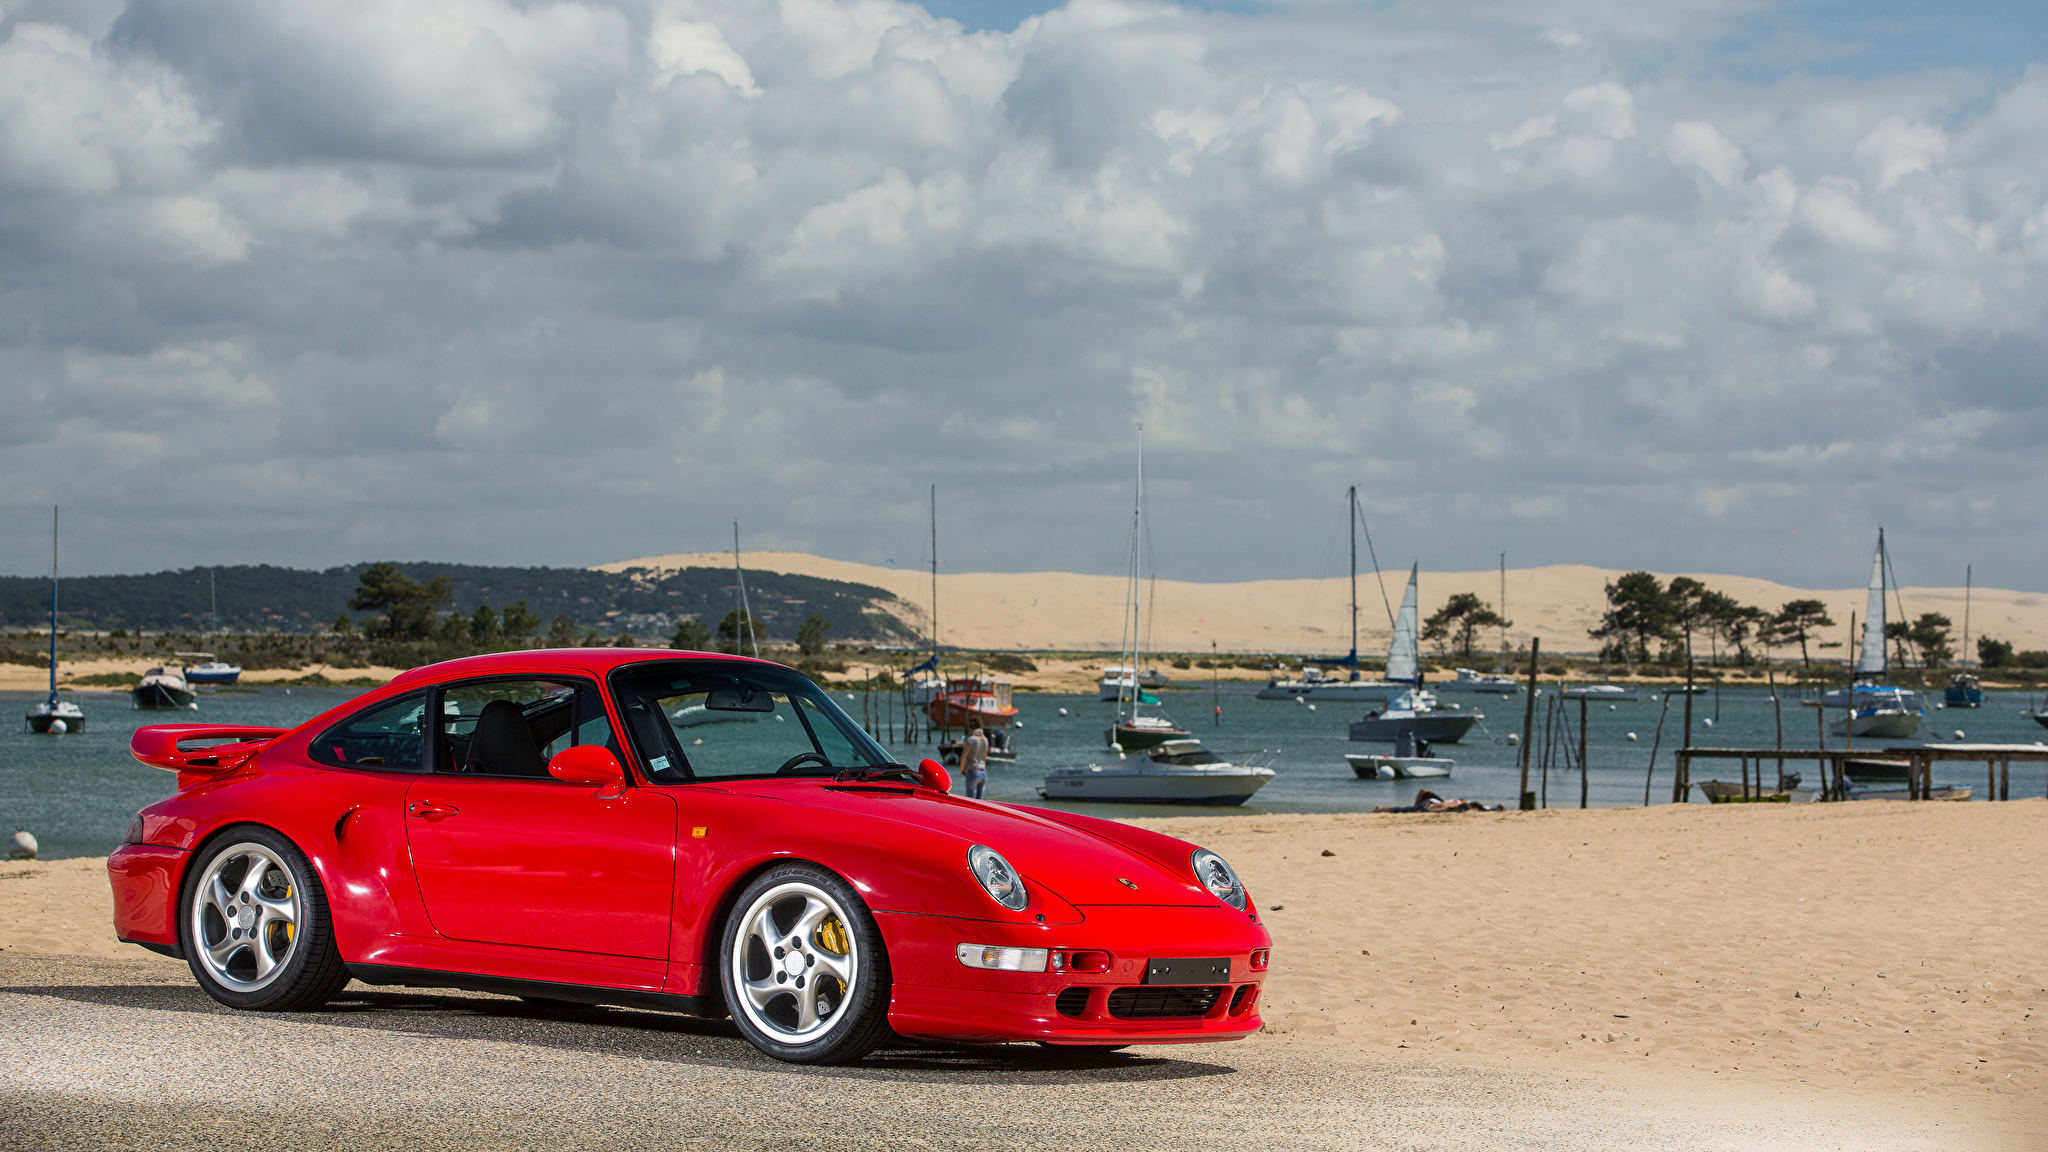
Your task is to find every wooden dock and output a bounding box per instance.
[1673,743,2048,802]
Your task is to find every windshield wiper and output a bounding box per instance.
[833,763,920,783]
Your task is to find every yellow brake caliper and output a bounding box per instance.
[814,915,850,999]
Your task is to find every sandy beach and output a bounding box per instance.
[5,799,2039,1134]
[604,551,2048,659]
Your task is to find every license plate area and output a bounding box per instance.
[1143,957,1230,984]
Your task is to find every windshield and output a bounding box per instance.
[609,660,891,782]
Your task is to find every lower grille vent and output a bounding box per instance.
[1055,987,1091,1018]
[1106,985,1222,1019]
[1229,984,1255,1014]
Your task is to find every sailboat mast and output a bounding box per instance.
[47,506,58,703]
[1962,564,1972,668]
[1348,486,1358,673]
[1499,552,1507,674]
[929,484,939,673]
[733,520,759,659]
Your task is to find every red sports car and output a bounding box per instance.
[109,650,1270,1063]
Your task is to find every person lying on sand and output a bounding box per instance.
[1373,788,1503,814]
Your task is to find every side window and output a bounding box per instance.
[312,692,427,771]
[435,679,609,778]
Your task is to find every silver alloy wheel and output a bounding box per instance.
[729,880,859,1043]
[190,841,302,993]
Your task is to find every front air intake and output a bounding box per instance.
[1106,986,1222,1019]
[1055,987,1091,1017]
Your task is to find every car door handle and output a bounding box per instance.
[409,800,459,821]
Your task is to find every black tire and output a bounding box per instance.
[719,862,892,1064]
[179,824,350,1011]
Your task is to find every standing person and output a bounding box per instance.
[961,723,989,799]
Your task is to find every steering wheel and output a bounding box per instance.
[776,751,831,774]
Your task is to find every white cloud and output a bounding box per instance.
[0,0,2037,589]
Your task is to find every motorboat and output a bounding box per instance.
[1824,531,1924,739]
[1097,665,1169,700]
[1346,733,1452,779]
[1434,668,1522,696]
[25,507,85,734]
[1106,715,1191,751]
[1694,780,1812,803]
[1835,757,1969,801]
[1562,684,1637,701]
[1942,673,1982,709]
[925,676,1018,730]
[1255,665,1402,702]
[1349,689,1481,744]
[26,697,85,735]
[1041,740,1275,805]
[184,655,243,686]
[133,665,198,710]
[940,727,1017,766]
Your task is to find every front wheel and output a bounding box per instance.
[180,825,350,1011]
[720,863,892,1064]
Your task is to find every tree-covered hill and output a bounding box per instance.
[0,562,916,643]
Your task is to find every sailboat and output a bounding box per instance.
[1101,430,1189,753]
[903,487,948,708]
[185,569,242,685]
[25,507,85,734]
[1823,530,1924,739]
[1347,565,1482,744]
[1258,487,1418,701]
[1943,564,1981,708]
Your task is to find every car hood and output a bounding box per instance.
[728,780,1217,907]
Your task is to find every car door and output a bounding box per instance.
[403,676,676,960]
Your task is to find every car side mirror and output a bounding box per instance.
[918,757,952,794]
[549,745,627,798]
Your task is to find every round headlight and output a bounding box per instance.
[1191,848,1245,910]
[967,845,1028,911]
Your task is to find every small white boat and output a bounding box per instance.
[1435,668,1521,695]
[1562,684,1637,701]
[1041,740,1275,805]
[185,659,243,686]
[1349,689,1481,744]
[1098,665,1169,700]
[1255,666,1404,701]
[26,697,85,735]
[1347,731,1453,778]
[1694,780,1813,803]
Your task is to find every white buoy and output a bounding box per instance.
[1953,730,1966,741]
[1506,733,1520,746]
[1627,732,1639,742]
[1108,742,1123,753]
[846,693,856,701]
[48,719,67,735]
[1376,765,1395,780]
[1447,702,1461,710]
[1650,694,1660,701]
[1609,705,1618,711]
[1057,707,1068,717]
[1703,718,1715,727]
[1014,720,1024,728]
[7,831,35,861]
[1306,703,1316,711]
[1295,696,1306,706]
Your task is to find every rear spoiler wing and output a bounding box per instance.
[131,725,289,780]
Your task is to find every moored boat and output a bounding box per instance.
[1562,684,1637,701]
[1694,779,1812,803]
[925,676,1017,730]
[133,665,197,710]
[1106,715,1191,751]
[185,658,243,686]
[1097,665,1169,700]
[1942,673,1982,709]
[1042,740,1275,805]
[1349,689,1481,744]
[1826,531,1923,739]
[940,727,1017,766]
[1435,668,1521,695]
[25,507,85,734]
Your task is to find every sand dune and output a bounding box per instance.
[602,550,2047,658]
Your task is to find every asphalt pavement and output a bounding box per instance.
[0,953,2027,1151]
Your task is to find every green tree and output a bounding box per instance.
[1770,600,1836,669]
[470,602,502,645]
[548,614,577,647]
[1884,620,1913,668]
[347,563,452,640]
[613,632,636,648]
[797,613,833,655]
[331,612,354,637]
[500,600,541,641]
[1695,589,1765,665]
[1977,636,2013,668]
[716,609,759,654]
[1421,593,1509,659]
[1908,613,1953,666]
[436,613,468,644]
[1589,572,1673,664]
[672,618,712,650]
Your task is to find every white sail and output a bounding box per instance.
[1855,531,1887,678]
[1385,564,1420,684]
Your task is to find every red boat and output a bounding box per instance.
[924,676,1018,730]
[107,650,1267,1065]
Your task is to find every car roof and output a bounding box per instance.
[386,647,780,689]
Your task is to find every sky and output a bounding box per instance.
[1,0,2043,594]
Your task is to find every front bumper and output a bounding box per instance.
[875,907,1268,1045]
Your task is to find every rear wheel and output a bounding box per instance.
[720,863,892,1064]
[181,825,350,1011]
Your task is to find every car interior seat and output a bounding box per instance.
[465,699,549,777]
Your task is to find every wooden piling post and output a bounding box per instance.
[1769,670,1785,791]
[1578,696,1589,810]
[1517,638,1540,810]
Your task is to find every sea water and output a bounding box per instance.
[5,681,2044,861]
